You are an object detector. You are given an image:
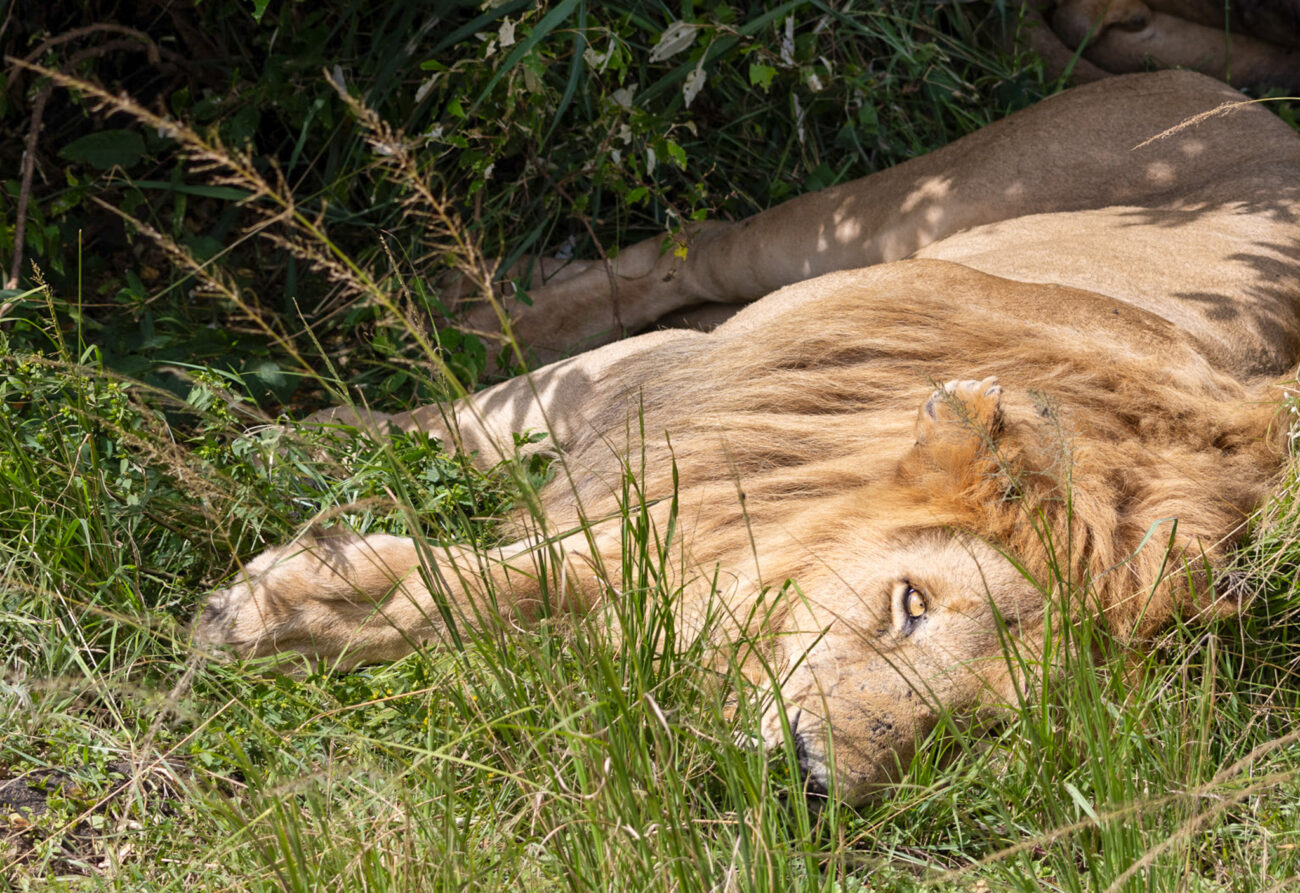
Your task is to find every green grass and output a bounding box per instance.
[5,1,1300,890]
[6,340,1300,889]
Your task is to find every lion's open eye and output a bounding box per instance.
[892,581,929,635]
[904,584,927,620]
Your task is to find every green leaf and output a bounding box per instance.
[469,0,581,115]
[244,359,296,403]
[222,106,261,147]
[58,130,145,171]
[127,180,252,201]
[749,63,777,91]
[665,140,687,169]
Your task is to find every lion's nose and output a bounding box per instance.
[790,711,829,800]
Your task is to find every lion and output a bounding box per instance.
[195,71,1300,804]
[1024,0,1300,92]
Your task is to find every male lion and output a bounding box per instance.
[196,71,1300,804]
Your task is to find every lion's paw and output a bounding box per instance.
[916,377,1003,444]
[192,544,312,660]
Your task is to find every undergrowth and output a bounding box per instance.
[4,2,1300,891]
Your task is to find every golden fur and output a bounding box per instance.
[565,267,1278,637]
[196,72,1300,802]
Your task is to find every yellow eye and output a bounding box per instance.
[905,586,927,618]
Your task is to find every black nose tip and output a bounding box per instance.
[792,725,828,801]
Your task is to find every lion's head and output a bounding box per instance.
[761,530,1045,801]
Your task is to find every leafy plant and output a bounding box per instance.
[5,1,1300,889]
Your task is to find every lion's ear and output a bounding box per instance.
[914,377,1003,446]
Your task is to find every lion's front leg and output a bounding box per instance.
[195,530,601,668]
